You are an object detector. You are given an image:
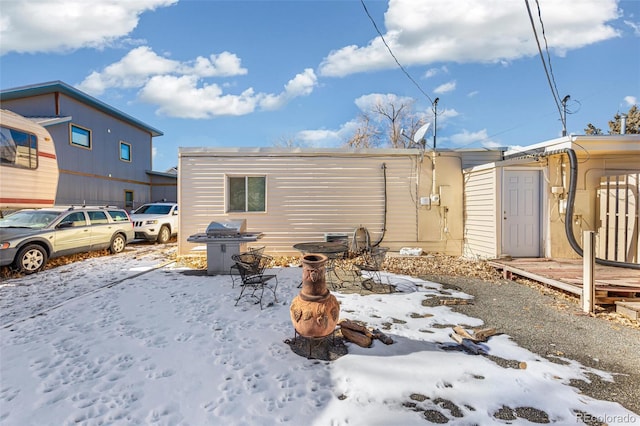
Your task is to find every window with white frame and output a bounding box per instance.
[70,124,91,149]
[119,141,131,162]
[228,176,266,212]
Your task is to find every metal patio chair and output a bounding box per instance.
[353,246,390,293]
[230,246,265,288]
[232,252,278,309]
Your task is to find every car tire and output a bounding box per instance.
[110,234,127,254]
[157,225,170,244]
[14,244,48,274]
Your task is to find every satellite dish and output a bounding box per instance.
[413,123,431,144]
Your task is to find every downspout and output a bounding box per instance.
[372,162,387,247]
[531,148,640,270]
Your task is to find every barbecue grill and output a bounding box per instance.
[187,219,263,275]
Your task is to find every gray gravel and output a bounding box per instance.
[423,274,640,417]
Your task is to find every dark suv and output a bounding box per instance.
[0,206,135,274]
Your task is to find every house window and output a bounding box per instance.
[119,141,131,162]
[124,190,134,209]
[71,124,91,149]
[228,176,266,212]
[0,125,38,169]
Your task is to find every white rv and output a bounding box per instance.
[0,109,59,211]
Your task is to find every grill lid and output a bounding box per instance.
[205,219,247,236]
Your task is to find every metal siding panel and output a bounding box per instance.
[463,168,498,259]
[178,153,418,255]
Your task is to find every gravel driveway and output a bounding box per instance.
[423,273,640,418]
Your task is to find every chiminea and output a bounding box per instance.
[290,253,340,338]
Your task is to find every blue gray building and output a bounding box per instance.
[0,81,176,209]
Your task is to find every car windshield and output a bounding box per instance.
[133,205,172,215]
[0,210,60,229]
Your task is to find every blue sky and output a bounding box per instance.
[1,0,638,172]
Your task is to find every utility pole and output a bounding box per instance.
[432,97,439,150]
[561,95,570,136]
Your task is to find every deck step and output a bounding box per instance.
[615,301,640,321]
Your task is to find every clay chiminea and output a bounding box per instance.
[290,253,340,338]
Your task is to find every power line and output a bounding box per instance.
[524,0,565,129]
[360,0,434,105]
[535,0,562,106]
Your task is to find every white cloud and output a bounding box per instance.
[423,66,448,79]
[295,119,361,148]
[624,96,637,106]
[138,75,258,118]
[0,0,177,55]
[319,0,620,77]
[624,20,640,36]
[434,80,456,94]
[446,128,501,149]
[76,47,315,118]
[179,52,248,78]
[259,69,318,111]
[354,93,415,112]
[296,129,342,147]
[436,107,459,122]
[77,46,180,95]
[77,47,248,96]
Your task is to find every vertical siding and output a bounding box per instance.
[463,167,498,259]
[178,151,419,255]
[597,173,639,264]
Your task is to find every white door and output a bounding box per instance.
[502,170,541,257]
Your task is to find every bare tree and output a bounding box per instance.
[344,98,427,148]
[344,113,380,148]
[272,135,303,148]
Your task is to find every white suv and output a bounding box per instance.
[130,203,178,243]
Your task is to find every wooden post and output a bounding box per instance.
[582,231,595,313]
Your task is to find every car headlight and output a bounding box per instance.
[145,220,158,225]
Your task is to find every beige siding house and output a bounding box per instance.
[178,135,638,267]
[462,135,640,264]
[177,147,503,257]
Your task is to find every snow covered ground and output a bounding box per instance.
[1,244,637,425]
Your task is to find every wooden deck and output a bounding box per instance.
[488,258,640,306]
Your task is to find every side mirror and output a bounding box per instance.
[57,221,74,229]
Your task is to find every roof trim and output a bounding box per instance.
[27,116,73,127]
[0,81,163,137]
[146,170,178,178]
[179,146,424,158]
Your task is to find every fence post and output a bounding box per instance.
[582,231,595,313]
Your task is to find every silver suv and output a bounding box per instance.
[0,206,134,274]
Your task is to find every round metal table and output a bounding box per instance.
[293,241,349,256]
